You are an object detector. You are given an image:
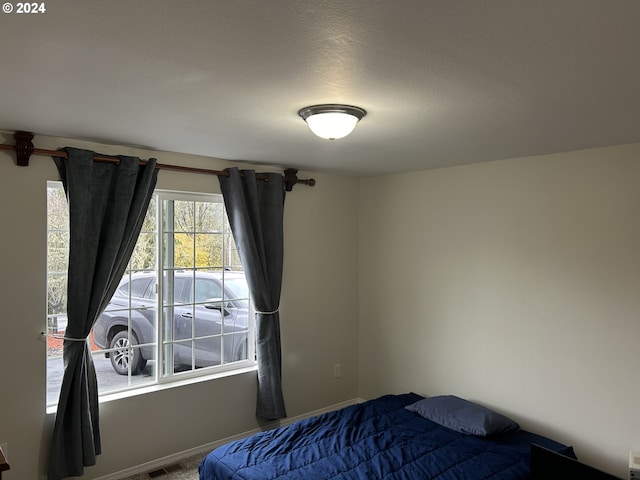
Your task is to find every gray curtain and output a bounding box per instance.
[219,167,287,420]
[48,148,158,480]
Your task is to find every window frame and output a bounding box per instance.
[46,184,256,409]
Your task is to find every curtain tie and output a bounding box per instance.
[255,308,279,315]
[40,332,88,342]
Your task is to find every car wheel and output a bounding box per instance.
[109,330,147,375]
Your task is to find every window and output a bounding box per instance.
[46,184,254,407]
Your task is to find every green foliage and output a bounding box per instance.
[165,199,236,269]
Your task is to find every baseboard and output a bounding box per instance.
[93,397,364,480]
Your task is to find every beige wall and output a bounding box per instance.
[0,132,359,479]
[3,130,638,479]
[358,144,640,478]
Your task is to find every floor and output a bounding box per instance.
[119,452,205,480]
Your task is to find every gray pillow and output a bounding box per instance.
[405,395,520,436]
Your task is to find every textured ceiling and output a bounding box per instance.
[1,0,639,176]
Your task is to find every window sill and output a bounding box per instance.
[46,363,258,415]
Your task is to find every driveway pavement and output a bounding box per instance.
[47,353,155,405]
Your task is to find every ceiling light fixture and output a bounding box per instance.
[298,104,367,140]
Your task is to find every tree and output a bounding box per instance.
[47,187,69,319]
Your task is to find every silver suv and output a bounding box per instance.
[93,271,250,375]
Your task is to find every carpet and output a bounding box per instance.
[119,452,205,480]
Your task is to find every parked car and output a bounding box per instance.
[93,270,250,375]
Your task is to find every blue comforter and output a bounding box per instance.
[199,393,572,479]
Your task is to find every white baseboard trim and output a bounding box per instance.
[94,397,365,480]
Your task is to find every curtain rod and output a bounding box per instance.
[0,131,316,192]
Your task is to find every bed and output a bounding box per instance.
[199,392,576,479]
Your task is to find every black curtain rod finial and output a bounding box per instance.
[284,168,299,192]
[283,168,316,192]
[14,131,34,166]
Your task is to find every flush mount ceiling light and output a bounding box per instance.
[298,104,367,140]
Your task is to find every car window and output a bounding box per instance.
[224,277,249,307]
[164,276,189,305]
[194,278,223,303]
[118,277,153,298]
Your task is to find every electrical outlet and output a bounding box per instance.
[333,364,342,378]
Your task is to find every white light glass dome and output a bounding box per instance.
[298,105,366,140]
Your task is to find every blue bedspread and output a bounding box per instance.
[199,393,572,479]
